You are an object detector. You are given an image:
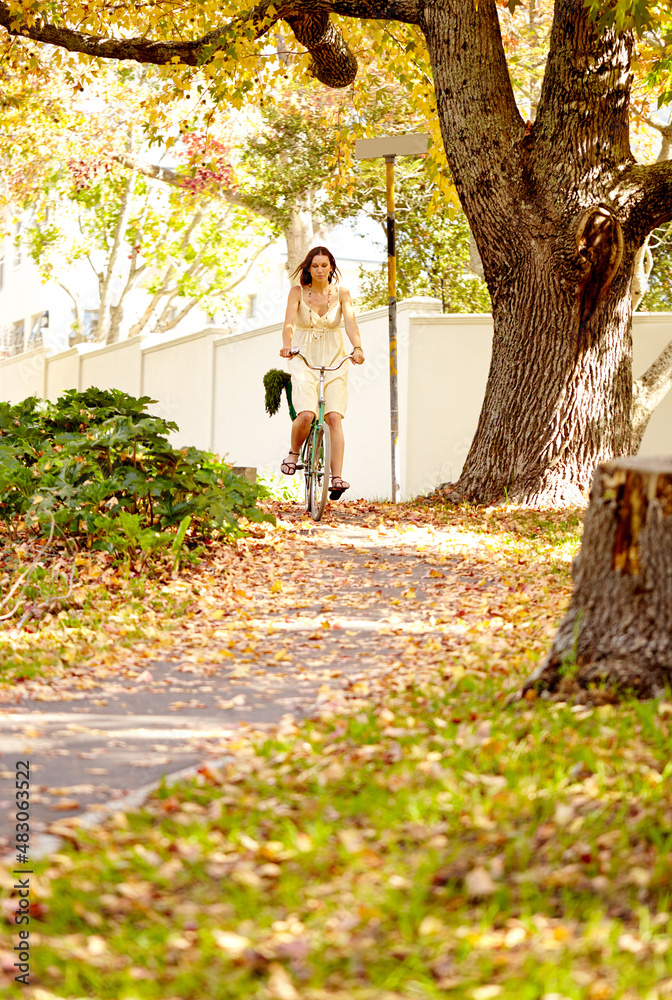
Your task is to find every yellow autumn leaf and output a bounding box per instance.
[211,930,250,956]
[418,915,445,936]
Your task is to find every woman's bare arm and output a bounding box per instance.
[280,285,302,357]
[340,287,364,363]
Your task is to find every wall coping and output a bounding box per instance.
[410,313,494,326]
[631,312,672,324]
[0,345,49,369]
[77,336,143,358]
[410,312,672,327]
[213,297,445,348]
[47,346,80,362]
[142,328,224,356]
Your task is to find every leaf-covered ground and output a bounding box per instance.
[2,500,672,999]
[0,498,574,839]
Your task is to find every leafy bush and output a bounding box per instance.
[0,387,272,553]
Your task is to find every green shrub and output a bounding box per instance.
[0,387,272,551]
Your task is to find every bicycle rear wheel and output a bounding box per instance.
[310,423,331,521]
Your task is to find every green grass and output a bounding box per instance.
[6,673,672,999]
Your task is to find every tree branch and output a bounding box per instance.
[285,9,357,87]
[0,1,273,65]
[419,0,523,279]
[632,338,672,451]
[158,295,199,334]
[128,284,167,339]
[220,239,275,295]
[631,241,653,312]
[629,113,672,310]
[621,160,672,245]
[98,168,137,344]
[113,153,278,224]
[534,0,633,198]
[0,1,420,89]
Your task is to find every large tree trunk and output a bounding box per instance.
[421,0,637,504]
[523,457,672,698]
[457,243,634,505]
[98,169,137,346]
[284,201,328,278]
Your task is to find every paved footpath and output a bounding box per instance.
[0,512,473,857]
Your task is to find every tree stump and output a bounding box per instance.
[523,457,672,699]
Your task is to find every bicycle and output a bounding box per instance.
[289,349,354,521]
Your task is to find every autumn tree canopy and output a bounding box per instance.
[3,0,672,505]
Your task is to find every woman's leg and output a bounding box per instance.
[325,411,345,478]
[282,411,314,471]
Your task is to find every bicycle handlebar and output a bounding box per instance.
[288,349,355,372]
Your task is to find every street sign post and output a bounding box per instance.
[355,132,429,502]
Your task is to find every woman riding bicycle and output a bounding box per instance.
[279,246,364,499]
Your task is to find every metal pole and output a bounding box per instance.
[386,154,398,503]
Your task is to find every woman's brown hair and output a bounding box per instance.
[291,246,341,286]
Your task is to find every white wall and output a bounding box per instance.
[2,306,671,501]
[142,330,222,450]
[45,348,80,402]
[631,313,672,457]
[0,347,48,403]
[406,314,494,497]
[80,338,143,399]
[404,312,672,496]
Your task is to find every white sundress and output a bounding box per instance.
[288,286,349,417]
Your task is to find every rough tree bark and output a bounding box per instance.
[424,0,637,505]
[523,456,672,698]
[5,0,672,502]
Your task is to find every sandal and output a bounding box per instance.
[329,476,350,499]
[281,451,300,476]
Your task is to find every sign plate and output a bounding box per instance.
[355,133,429,159]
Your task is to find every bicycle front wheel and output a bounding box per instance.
[310,423,331,521]
[303,431,314,514]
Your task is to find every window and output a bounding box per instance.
[70,309,98,344]
[9,320,25,356]
[83,310,99,340]
[0,255,4,291]
[246,294,257,319]
[28,311,48,347]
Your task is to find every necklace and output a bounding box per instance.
[308,284,330,341]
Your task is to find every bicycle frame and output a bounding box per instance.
[289,350,353,518]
